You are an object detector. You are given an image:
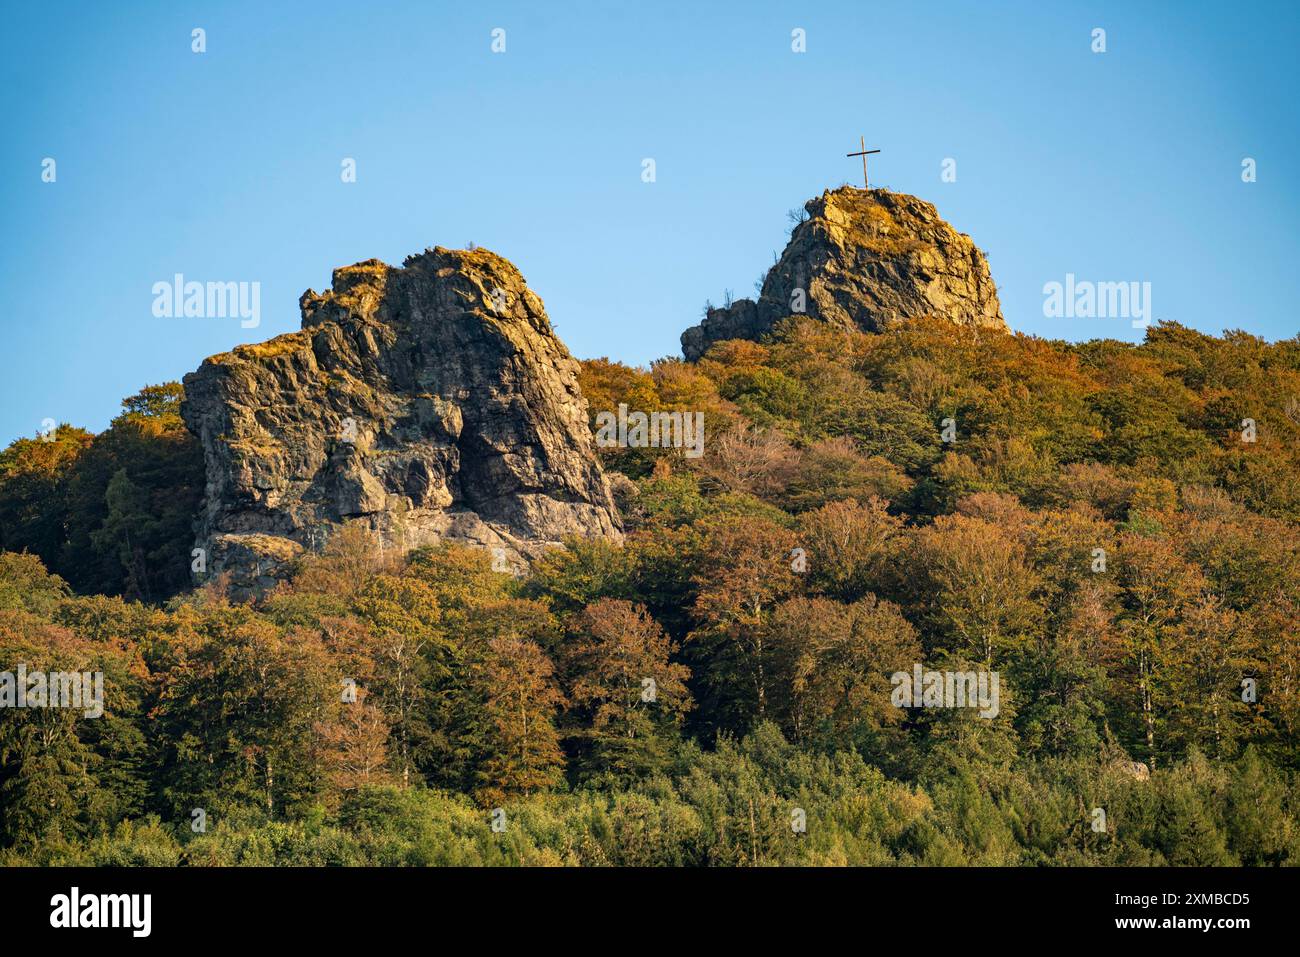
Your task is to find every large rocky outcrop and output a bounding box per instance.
[181,246,621,594]
[681,187,1007,360]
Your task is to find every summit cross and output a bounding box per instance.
[846,136,881,190]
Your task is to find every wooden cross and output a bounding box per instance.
[846,136,881,190]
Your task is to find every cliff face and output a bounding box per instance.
[681,187,1007,360]
[181,247,621,594]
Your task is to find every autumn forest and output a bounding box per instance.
[2,317,1298,866]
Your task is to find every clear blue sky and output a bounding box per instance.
[2,0,1297,446]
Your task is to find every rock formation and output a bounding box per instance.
[681,187,1007,360]
[181,247,621,594]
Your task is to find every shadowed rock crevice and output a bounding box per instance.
[181,247,621,594]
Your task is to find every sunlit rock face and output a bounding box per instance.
[681,187,1006,361]
[182,246,621,594]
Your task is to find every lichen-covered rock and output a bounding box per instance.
[181,247,621,594]
[681,187,1007,360]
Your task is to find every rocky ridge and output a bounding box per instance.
[181,247,621,594]
[181,188,1009,594]
[681,187,1007,360]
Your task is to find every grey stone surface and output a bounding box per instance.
[181,246,621,594]
[682,187,1007,360]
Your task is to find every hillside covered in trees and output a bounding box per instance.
[2,317,1299,865]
